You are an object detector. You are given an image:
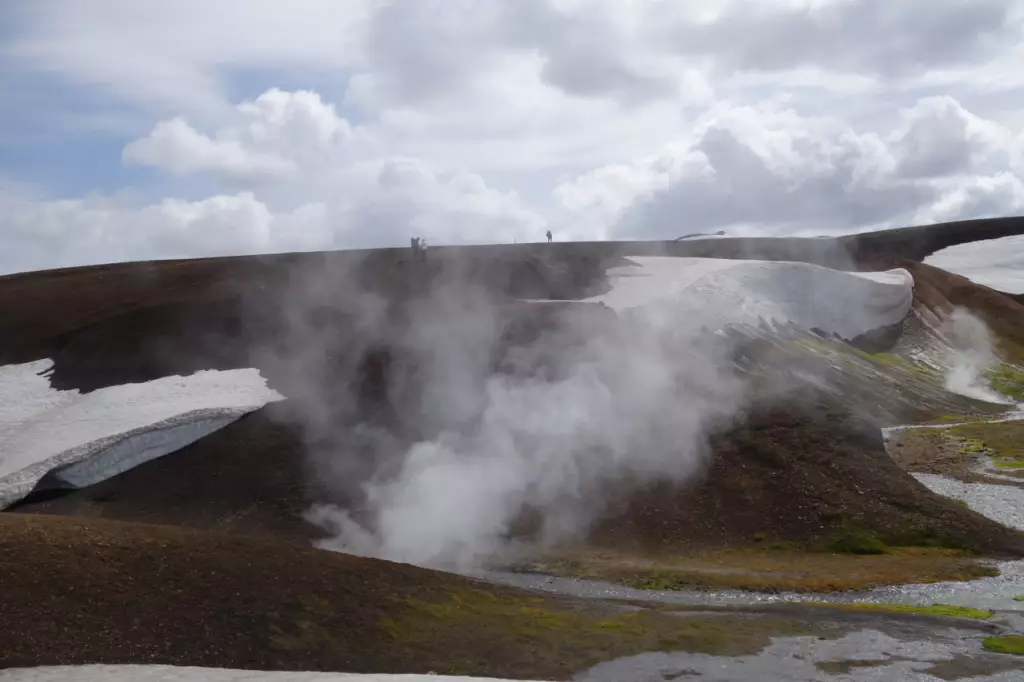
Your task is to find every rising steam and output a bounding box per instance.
[941,307,1007,404]
[295,267,746,570]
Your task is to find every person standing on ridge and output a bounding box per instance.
[545,230,552,243]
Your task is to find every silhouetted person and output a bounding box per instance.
[546,230,552,243]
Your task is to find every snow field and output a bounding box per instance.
[0,360,284,509]
[581,257,914,341]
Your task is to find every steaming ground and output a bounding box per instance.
[308,257,915,569]
[308,265,747,569]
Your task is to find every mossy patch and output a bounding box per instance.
[983,635,1024,656]
[948,420,1024,469]
[820,520,977,555]
[988,364,1024,401]
[529,548,998,594]
[797,602,994,620]
[823,530,889,555]
[369,588,810,676]
[816,659,892,675]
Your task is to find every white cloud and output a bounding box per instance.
[122,89,362,182]
[553,97,1024,240]
[0,166,547,274]
[4,1,1024,272]
[660,0,1020,78]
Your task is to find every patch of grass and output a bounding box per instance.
[954,436,988,455]
[824,530,889,555]
[845,347,941,381]
[982,635,1024,656]
[545,548,998,594]
[929,413,1004,425]
[948,420,1024,469]
[377,587,810,671]
[822,521,972,555]
[988,364,1024,401]
[1013,595,1024,602]
[816,660,891,675]
[797,602,994,620]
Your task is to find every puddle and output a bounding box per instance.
[476,562,1024,615]
[574,628,1023,681]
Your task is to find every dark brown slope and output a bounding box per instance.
[843,216,1024,262]
[0,246,619,370]
[592,396,1024,556]
[7,218,1024,574]
[852,255,1024,363]
[0,513,824,676]
[18,386,1024,559]
[903,259,1024,363]
[4,216,1024,369]
[654,216,1024,269]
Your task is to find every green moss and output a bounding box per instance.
[989,364,1024,401]
[269,587,811,678]
[380,588,809,671]
[824,530,889,555]
[954,437,988,455]
[982,635,1024,655]
[798,603,994,620]
[930,413,1002,425]
[947,420,1024,469]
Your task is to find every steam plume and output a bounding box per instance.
[941,307,1007,404]
[298,265,745,570]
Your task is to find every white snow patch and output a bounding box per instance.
[0,360,284,509]
[925,235,1024,294]
[580,257,914,341]
[0,666,538,682]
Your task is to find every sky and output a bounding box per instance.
[3,0,1024,274]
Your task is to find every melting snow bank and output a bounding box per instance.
[579,257,914,341]
[925,235,1024,295]
[0,667,537,682]
[0,360,284,509]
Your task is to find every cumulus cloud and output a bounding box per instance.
[554,97,1024,240]
[122,89,359,183]
[4,1,1024,271]
[662,0,1020,78]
